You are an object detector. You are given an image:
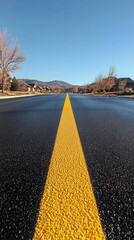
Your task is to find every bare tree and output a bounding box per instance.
[73,86,79,93]
[105,77,116,92]
[0,30,25,93]
[95,73,104,83]
[93,73,105,93]
[108,65,117,78]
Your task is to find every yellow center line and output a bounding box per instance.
[33,94,105,240]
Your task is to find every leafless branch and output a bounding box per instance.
[0,30,25,92]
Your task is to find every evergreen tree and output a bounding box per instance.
[10,77,20,91]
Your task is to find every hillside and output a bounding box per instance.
[45,80,74,88]
[18,79,74,89]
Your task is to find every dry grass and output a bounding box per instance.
[0,90,38,96]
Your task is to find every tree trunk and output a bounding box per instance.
[2,78,4,93]
[2,72,4,93]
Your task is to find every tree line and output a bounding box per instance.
[90,66,118,93]
[89,66,127,93]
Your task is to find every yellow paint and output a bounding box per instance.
[33,94,105,240]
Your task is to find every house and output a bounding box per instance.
[118,78,134,92]
[17,80,32,91]
[35,85,43,92]
[42,86,52,92]
[110,78,134,92]
[28,83,36,91]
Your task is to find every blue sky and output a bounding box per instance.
[0,0,134,85]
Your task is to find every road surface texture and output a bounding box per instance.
[33,95,105,239]
[70,94,134,240]
[0,94,133,239]
[0,95,65,239]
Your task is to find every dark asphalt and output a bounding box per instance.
[0,94,65,240]
[70,94,134,240]
[0,94,134,240]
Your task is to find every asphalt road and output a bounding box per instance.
[70,94,134,240]
[0,94,65,240]
[0,94,134,239]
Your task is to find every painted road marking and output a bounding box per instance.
[33,94,105,239]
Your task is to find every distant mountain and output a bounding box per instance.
[45,80,74,88]
[18,79,74,89]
